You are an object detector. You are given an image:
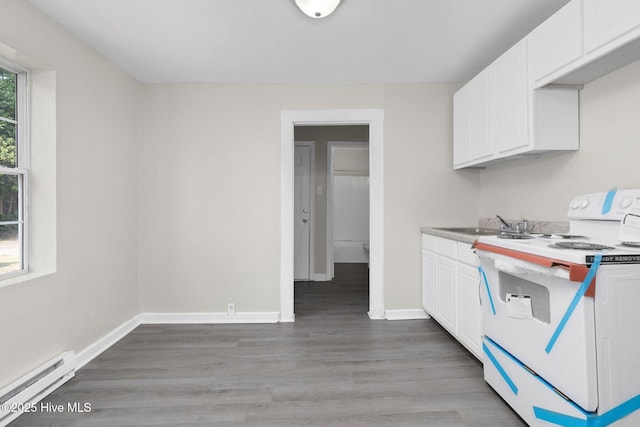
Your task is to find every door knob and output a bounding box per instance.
[302,218,308,223]
[303,208,308,213]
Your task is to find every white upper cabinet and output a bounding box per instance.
[584,0,640,54]
[452,0,640,169]
[453,45,521,168]
[453,39,578,169]
[529,0,584,86]
[554,0,640,84]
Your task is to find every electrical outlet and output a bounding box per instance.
[227,303,235,316]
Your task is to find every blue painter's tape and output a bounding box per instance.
[545,254,602,354]
[484,337,526,368]
[602,189,616,215]
[478,266,496,315]
[534,394,640,426]
[483,341,518,395]
[533,407,590,427]
[599,394,640,426]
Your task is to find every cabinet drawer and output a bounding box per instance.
[457,241,479,266]
[422,233,438,251]
[436,237,457,259]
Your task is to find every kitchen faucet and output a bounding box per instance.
[496,215,529,234]
[496,215,512,230]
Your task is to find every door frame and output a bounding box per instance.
[327,141,369,279]
[294,141,315,280]
[280,109,384,321]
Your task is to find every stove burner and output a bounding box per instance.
[620,241,640,248]
[556,234,588,239]
[498,234,536,240]
[550,242,616,250]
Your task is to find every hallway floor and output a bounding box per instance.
[12,263,525,426]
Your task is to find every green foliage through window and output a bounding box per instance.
[0,66,19,256]
[0,68,17,169]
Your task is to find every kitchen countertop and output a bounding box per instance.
[421,219,569,244]
[420,227,491,244]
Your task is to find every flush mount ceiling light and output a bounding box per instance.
[294,0,341,18]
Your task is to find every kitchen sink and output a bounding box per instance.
[433,227,503,236]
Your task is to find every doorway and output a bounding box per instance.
[295,130,370,283]
[280,109,384,322]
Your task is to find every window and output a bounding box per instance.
[0,61,27,278]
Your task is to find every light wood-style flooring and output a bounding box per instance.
[12,263,525,426]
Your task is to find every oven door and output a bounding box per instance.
[478,250,598,412]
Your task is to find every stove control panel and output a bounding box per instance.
[620,196,640,243]
[568,189,640,220]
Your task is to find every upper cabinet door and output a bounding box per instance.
[453,68,494,168]
[529,0,583,85]
[584,0,640,53]
[453,84,471,168]
[468,68,493,162]
[493,40,529,155]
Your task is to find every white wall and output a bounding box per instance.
[138,83,481,313]
[0,1,140,387]
[481,59,640,221]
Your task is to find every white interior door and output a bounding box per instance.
[294,143,313,280]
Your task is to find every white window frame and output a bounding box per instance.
[0,58,29,279]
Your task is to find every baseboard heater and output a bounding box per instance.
[0,352,75,426]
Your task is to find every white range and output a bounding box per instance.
[474,189,640,426]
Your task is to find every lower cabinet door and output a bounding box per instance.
[436,256,457,334]
[421,250,437,316]
[457,263,482,359]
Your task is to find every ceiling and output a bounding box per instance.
[28,0,572,84]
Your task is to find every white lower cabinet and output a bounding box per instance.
[422,234,482,360]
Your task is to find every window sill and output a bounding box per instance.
[0,269,55,290]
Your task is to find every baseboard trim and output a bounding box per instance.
[312,274,331,281]
[384,309,430,320]
[140,312,280,324]
[74,315,141,370]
